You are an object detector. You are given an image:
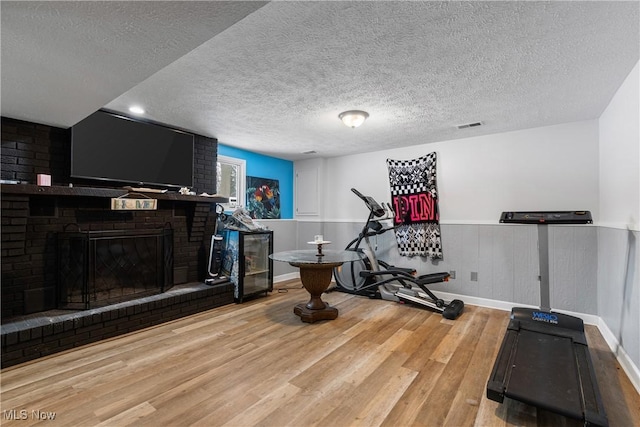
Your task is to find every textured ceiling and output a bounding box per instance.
[1,1,268,127]
[2,1,639,161]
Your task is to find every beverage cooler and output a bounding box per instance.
[220,229,273,303]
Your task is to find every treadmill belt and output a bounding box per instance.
[506,330,583,420]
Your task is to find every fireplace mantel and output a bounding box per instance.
[0,184,228,204]
[2,183,228,320]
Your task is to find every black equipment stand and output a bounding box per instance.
[486,211,608,427]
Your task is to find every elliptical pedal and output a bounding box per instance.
[395,287,464,320]
[442,299,464,320]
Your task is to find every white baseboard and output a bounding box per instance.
[435,291,602,325]
[434,291,522,314]
[274,272,299,283]
[596,317,640,394]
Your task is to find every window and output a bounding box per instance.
[216,155,245,211]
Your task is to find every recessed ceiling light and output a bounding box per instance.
[129,106,145,115]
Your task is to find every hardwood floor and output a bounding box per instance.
[1,280,638,426]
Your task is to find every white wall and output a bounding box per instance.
[321,120,600,224]
[292,120,602,316]
[597,61,639,382]
[599,61,640,231]
[294,157,325,221]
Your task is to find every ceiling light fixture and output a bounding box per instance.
[128,105,145,115]
[339,110,369,128]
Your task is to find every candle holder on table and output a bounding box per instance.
[307,239,330,256]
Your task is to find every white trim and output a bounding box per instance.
[322,218,396,224]
[596,222,640,232]
[274,272,299,283]
[217,155,246,211]
[435,291,602,325]
[596,317,640,394]
[320,218,501,225]
[439,220,500,225]
[320,219,611,227]
[434,292,521,313]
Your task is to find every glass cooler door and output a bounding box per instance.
[241,233,272,299]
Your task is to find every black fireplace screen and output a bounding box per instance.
[57,228,173,309]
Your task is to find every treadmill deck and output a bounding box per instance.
[487,307,608,426]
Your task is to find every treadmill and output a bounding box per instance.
[486,211,608,427]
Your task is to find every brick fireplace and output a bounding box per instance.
[0,117,234,367]
[1,187,227,318]
[57,227,174,310]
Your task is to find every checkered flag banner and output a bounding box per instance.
[386,152,442,259]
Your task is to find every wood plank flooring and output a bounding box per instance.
[1,280,638,426]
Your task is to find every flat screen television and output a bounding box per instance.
[71,110,194,188]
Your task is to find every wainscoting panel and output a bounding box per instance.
[322,221,598,315]
[459,225,480,297]
[512,225,539,307]
[258,220,298,277]
[551,226,598,313]
[597,227,639,369]
[479,225,513,304]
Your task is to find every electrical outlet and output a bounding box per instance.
[449,270,456,279]
[471,272,478,281]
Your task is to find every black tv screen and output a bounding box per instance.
[71,110,194,188]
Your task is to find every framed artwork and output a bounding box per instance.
[246,176,280,219]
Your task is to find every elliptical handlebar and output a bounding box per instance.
[351,188,386,218]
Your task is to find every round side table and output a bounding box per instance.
[270,249,364,323]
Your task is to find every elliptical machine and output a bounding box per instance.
[332,188,464,320]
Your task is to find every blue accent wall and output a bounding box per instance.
[218,144,294,219]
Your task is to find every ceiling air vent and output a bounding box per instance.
[456,121,483,130]
[301,150,317,155]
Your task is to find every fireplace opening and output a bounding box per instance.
[57,227,173,310]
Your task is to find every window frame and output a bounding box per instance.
[216,155,246,211]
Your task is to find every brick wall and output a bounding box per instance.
[1,118,70,184]
[1,117,220,319]
[1,282,234,368]
[1,116,217,193]
[193,134,216,195]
